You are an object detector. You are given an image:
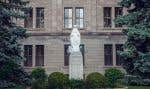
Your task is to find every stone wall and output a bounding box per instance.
[22,0,127,76]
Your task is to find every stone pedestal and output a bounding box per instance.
[69,52,83,79]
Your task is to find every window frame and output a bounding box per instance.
[75,7,84,28]
[64,7,73,29]
[115,44,123,66]
[35,45,44,66]
[24,45,33,67]
[36,7,44,28]
[104,44,113,66]
[103,7,112,28]
[115,7,123,27]
[24,8,33,28]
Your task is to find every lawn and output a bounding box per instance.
[128,86,150,89]
[2,85,150,89]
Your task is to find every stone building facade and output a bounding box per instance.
[21,0,127,76]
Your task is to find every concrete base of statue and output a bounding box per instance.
[69,51,83,79]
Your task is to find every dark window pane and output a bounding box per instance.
[24,8,33,28]
[104,44,113,66]
[104,7,111,17]
[116,44,123,66]
[115,7,123,27]
[80,44,85,65]
[24,45,32,67]
[36,45,44,66]
[64,44,85,66]
[36,7,44,28]
[64,44,70,66]
[104,7,112,27]
[104,18,111,27]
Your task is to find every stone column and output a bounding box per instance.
[33,8,36,29]
[113,44,116,66]
[112,7,115,29]
[32,45,36,67]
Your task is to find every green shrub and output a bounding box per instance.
[31,79,47,89]
[0,80,16,88]
[125,75,141,86]
[142,79,150,86]
[116,79,125,88]
[69,79,85,89]
[105,68,124,88]
[30,67,47,80]
[86,72,106,89]
[124,75,150,86]
[1,85,26,89]
[48,72,68,89]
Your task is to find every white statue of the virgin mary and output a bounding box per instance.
[69,25,83,79]
[70,25,81,52]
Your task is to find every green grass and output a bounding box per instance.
[2,85,150,89]
[128,86,150,89]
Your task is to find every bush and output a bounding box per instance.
[142,79,150,86]
[0,60,31,88]
[69,79,85,89]
[0,80,15,88]
[105,68,124,88]
[48,72,68,89]
[30,67,47,80]
[31,79,47,89]
[105,68,124,80]
[116,79,125,88]
[124,75,135,86]
[125,75,150,86]
[86,72,106,89]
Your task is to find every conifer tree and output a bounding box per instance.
[116,0,150,85]
[0,0,31,88]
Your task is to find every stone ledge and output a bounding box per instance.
[27,32,124,36]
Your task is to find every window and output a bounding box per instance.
[64,7,84,28]
[64,44,70,66]
[64,7,73,28]
[116,44,123,66]
[104,7,112,27]
[104,44,113,66]
[64,44,85,66]
[115,7,123,27]
[36,7,44,28]
[75,7,84,28]
[24,8,33,28]
[24,45,32,67]
[35,45,44,66]
[80,44,85,65]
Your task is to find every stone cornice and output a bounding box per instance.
[27,32,124,36]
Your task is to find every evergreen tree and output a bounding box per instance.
[115,0,150,85]
[0,0,31,88]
